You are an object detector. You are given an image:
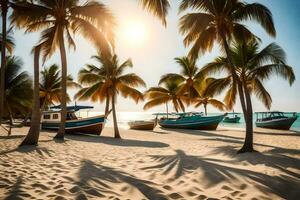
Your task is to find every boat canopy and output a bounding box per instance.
[50,105,94,111]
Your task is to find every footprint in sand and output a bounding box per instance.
[221,185,233,191]
[168,192,184,199]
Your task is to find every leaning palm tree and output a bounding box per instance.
[144,80,186,114]
[12,0,115,142]
[179,0,276,153]
[159,57,204,102]
[40,64,79,111]
[3,56,32,135]
[75,53,145,138]
[201,39,295,151]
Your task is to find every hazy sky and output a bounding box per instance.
[9,0,300,113]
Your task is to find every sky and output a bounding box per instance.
[8,0,300,113]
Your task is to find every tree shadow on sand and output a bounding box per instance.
[66,134,169,148]
[0,145,54,157]
[74,159,167,200]
[209,145,300,179]
[3,176,32,200]
[160,127,244,141]
[142,149,300,199]
[0,135,24,140]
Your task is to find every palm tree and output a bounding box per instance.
[144,80,186,114]
[179,0,276,153]
[0,0,15,128]
[75,53,145,138]
[159,57,204,102]
[201,39,295,151]
[12,0,115,141]
[40,64,79,111]
[76,56,112,116]
[3,56,32,135]
[139,0,170,26]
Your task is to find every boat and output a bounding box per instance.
[128,120,157,130]
[255,111,298,130]
[223,112,241,123]
[41,105,106,135]
[154,112,226,130]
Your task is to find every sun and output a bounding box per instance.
[123,21,147,46]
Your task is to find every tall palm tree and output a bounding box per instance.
[40,64,79,111]
[0,0,12,128]
[144,80,186,114]
[159,56,204,102]
[3,56,32,135]
[75,54,145,138]
[179,0,276,153]
[12,0,115,141]
[201,39,295,151]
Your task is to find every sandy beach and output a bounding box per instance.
[0,126,299,200]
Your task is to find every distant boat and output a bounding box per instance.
[223,112,241,123]
[154,112,225,130]
[255,111,298,130]
[128,120,157,130]
[41,105,105,135]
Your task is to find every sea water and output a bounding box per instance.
[78,111,300,132]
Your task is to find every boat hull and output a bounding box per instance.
[159,115,225,130]
[223,116,241,123]
[128,121,156,130]
[42,115,105,135]
[255,116,297,130]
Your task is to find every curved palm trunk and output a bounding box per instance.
[204,103,207,116]
[0,1,7,127]
[238,85,254,153]
[111,93,120,138]
[221,36,253,153]
[55,29,67,140]
[20,46,41,146]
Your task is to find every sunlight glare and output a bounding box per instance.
[123,21,147,46]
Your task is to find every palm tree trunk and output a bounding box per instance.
[166,103,169,118]
[105,95,110,116]
[20,46,41,146]
[8,111,13,136]
[111,93,120,138]
[55,28,67,140]
[238,85,254,153]
[0,1,8,127]
[221,35,253,153]
[204,104,207,116]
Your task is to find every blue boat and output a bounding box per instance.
[223,112,241,123]
[41,105,106,135]
[154,112,226,130]
[255,111,298,130]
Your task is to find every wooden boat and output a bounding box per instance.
[255,111,298,130]
[223,112,241,123]
[154,112,225,130]
[41,105,105,135]
[128,120,157,130]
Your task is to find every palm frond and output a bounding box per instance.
[139,0,170,26]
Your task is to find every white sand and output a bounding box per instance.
[0,126,299,200]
